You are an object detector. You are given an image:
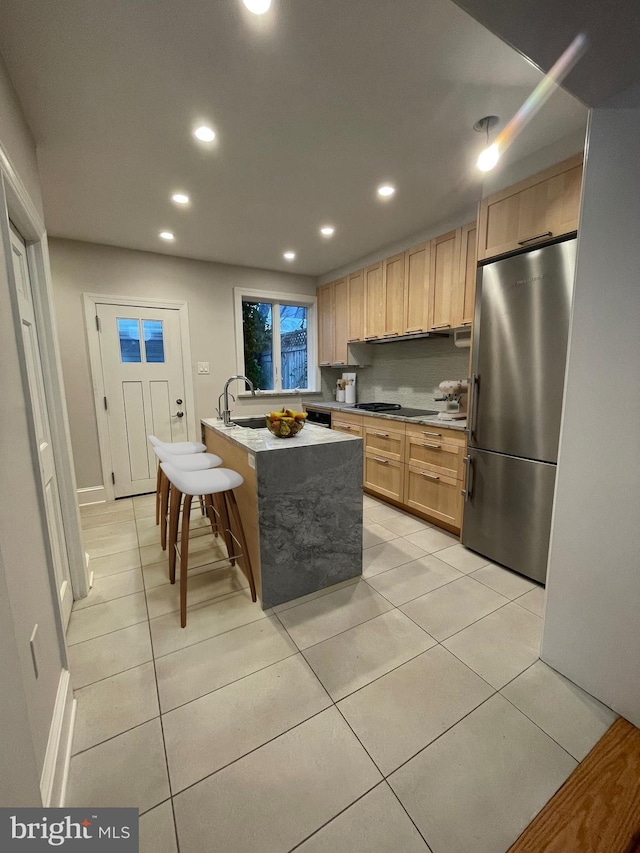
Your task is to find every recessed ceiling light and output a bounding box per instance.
[320,226,335,237]
[194,126,216,142]
[283,251,296,261]
[171,193,190,205]
[243,0,272,13]
[377,184,395,198]
[159,231,175,241]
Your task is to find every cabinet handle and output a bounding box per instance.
[421,431,441,437]
[421,442,441,448]
[460,321,472,327]
[334,361,346,365]
[372,431,390,438]
[337,424,352,430]
[383,332,400,337]
[431,323,451,330]
[347,338,360,342]
[372,456,389,464]
[319,361,331,366]
[517,231,552,246]
[364,335,378,340]
[419,471,440,480]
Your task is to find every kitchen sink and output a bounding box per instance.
[230,416,268,429]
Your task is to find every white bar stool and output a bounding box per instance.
[147,435,207,525]
[153,447,223,550]
[161,462,257,627]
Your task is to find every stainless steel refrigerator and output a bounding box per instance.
[461,237,576,584]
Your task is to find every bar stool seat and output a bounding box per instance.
[161,462,257,627]
[148,435,206,455]
[153,448,224,549]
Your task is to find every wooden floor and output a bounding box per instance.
[509,717,640,852]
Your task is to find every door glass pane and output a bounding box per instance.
[242,301,273,390]
[280,305,308,389]
[143,319,165,363]
[117,318,141,363]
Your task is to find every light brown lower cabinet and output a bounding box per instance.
[404,466,462,529]
[326,411,466,532]
[332,418,363,437]
[364,453,404,502]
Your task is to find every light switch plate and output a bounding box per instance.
[197,362,210,375]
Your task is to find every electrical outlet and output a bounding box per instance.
[197,362,210,375]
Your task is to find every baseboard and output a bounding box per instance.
[40,669,75,806]
[77,485,106,506]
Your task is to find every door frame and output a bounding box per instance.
[0,154,89,605]
[83,292,197,502]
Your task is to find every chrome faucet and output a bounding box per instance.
[221,375,256,426]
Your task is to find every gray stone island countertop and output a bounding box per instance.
[202,417,363,610]
[201,417,362,453]
[303,401,467,431]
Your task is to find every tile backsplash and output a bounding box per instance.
[320,335,470,411]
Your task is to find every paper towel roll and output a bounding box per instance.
[345,383,356,405]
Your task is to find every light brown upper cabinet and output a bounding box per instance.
[453,221,477,328]
[403,241,430,335]
[477,153,583,261]
[429,228,461,331]
[383,252,405,337]
[364,261,385,340]
[347,269,365,342]
[332,277,349,365]
[317,282,334,366]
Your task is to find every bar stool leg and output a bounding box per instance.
[215,492,236,566]
[160,470,170,550]
[225,490,257,602]
[180,494,193,628]
[168,485,182,584]
[155,463,162,525]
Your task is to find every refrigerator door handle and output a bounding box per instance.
[461,455,474,501]
[465,374,479,440]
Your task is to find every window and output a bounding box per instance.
[235,289,317,392]
[117,318,165,363]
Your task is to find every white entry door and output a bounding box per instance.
[10,226,73,627]
[96,303,189,497]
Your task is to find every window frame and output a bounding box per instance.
[234,288,318,394]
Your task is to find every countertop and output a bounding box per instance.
[304,401,467,432]
[201,417,361,454]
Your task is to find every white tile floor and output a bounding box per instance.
[67,492,617,853]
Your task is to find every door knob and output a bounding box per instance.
[176,398,183,405]
[173,411,184,418]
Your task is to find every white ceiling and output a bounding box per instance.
[453,0,640,107]
[0,0,587,276]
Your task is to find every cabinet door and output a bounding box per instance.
[317,283,334,366]
[332,419,363,438]
[429,229,460,331]
[453,222,477,328]
[383,252,405,337]
[333,277,348,365]
[405,434,464,480]
[403,242,430,334]
[364,262,384,340]
[364,454,404,502]
[404,466,462,528]
[364,425,405,462]
[347,269,365,342]
[478,153,583,260]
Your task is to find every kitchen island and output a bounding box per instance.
[201,418,363,609]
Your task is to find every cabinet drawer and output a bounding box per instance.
[404,466,462,528]
[406,435,464,480]
[332,419,363,437]
[405,422,466,448]
[364,454,404,502]
[364,426,405,461]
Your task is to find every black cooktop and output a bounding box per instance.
[351,402,438,417]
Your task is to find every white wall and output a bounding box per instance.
[0,55,68,804]
[48,238,317,490]
[542,91,640,725]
